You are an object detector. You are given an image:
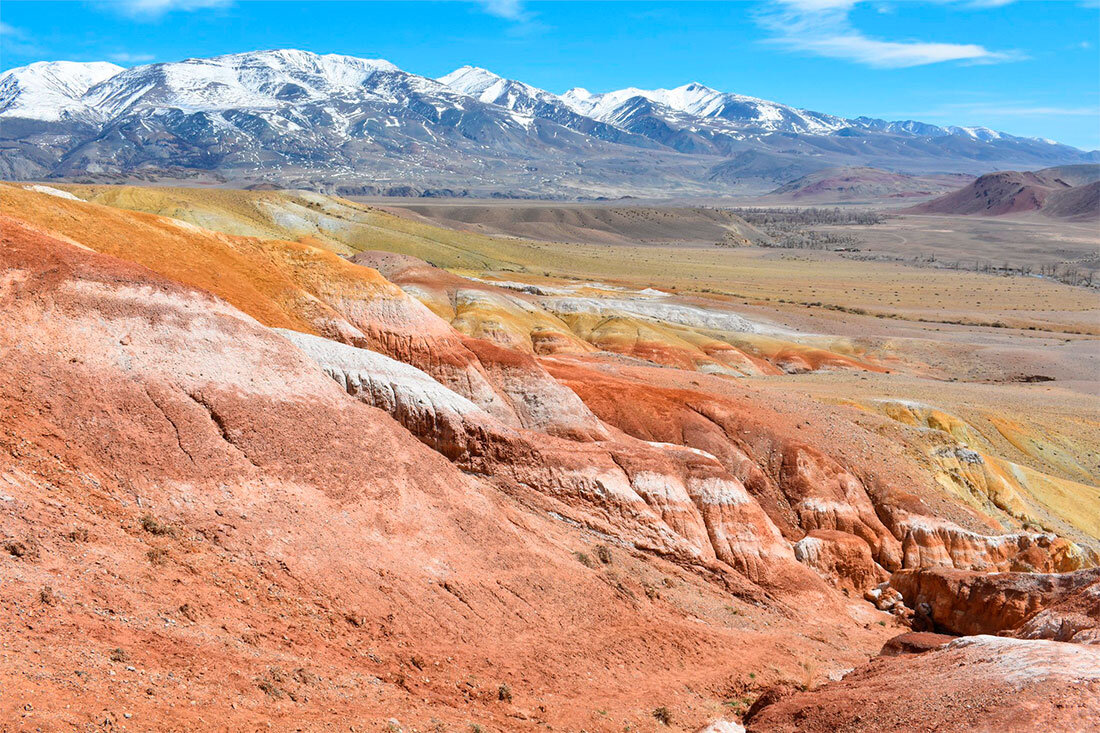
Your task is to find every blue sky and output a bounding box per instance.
[2,1,1098,148]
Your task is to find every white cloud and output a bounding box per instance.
[760,0,1020,68]
[101,0,233,18]
[941,103,1099,116]
[0,21,25,38]
[477,0,527,20]
[108,51,156,63]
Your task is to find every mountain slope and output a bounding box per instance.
[764,166,974,202]
[1,50,1096,195]
[907,168,1100,220]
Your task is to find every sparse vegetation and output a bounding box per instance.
[574,551,595,568]
[39,586,58,605]
[729,207,882,250]
[653,706,673,725]
[140,514,173,536]
[4,540,29,558]
[498,683,512,702]
[594,544,613,564]
[146,547,169,565]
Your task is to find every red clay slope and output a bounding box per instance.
[1,216,897,730]
[905,169,1099,219]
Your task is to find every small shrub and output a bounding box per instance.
[292,667,317,685]
[109,648,128,663]
[67,527,90,542]
[594,545,613,564]
[653,706,672,725]
[574,551,594,568]
[146,547,169,565]
[258,680,284,699]
[4,540,29,558]
[498,683,512,702]
[39,586,58,606]
[140,515,172,536]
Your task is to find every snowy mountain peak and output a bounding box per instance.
[80,49,410,117]
[0,61,124,122]
[438,65,504,93]
[438,65,561,113]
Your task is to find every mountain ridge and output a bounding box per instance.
[1,49,1095,196]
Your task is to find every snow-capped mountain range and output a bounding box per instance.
[1,50,1094,196]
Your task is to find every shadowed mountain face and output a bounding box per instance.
[1,50,1096,196]
[764,167,975,203]
[907,165,1100,220]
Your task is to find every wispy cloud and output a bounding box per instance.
[100,0,233,19]
[473,0,545,38]
[759,0,1022,68]
[108,51,156,63]
[477,0,528,20]
[0,21,41,57]
[927,102,1100,117]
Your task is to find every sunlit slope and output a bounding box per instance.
[55,185,1098,333]
[0,185,425,340]
[823,395,1099,547]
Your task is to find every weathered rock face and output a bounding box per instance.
[747,635,1100,732]
[1015,577,1100,644]
[542,356,1092,587]
[888,512,1090,573]
[890,567,1100,637]
[794,529,888,593]
[278,329,818,587]
[780,445,902,571]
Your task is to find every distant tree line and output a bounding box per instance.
[728,207,886,227]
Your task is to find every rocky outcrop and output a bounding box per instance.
[889,567,1100,637]
[794,529,888,593]
[279,329,817,586]
[1015,577,1100,644]
[889,514,1087,573]
[748,635,1100,732]
[543,356,1091,591]
[878,632,954,656]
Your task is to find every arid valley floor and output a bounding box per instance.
[2,183,1098,732]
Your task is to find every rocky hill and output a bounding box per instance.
[907,165,1100,220]
[763,167,974,203]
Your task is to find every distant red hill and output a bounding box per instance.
[764,166,972,203]
[905,164,1100,221]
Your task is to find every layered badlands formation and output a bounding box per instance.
[2,183,1098,729]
